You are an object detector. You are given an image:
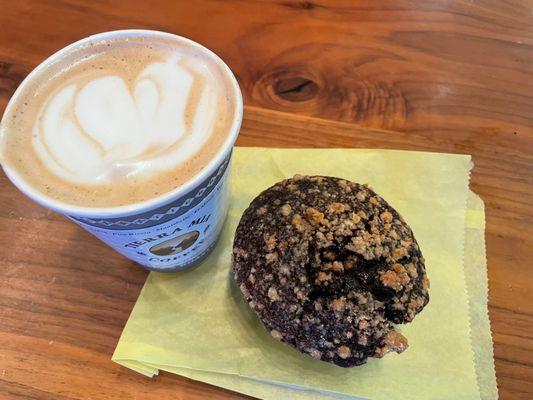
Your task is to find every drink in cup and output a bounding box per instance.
[0,30,243,271]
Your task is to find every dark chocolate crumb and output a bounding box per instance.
[233,175,429,367]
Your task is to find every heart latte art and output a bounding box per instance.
[0,35,239,207]
[34,57,216,184]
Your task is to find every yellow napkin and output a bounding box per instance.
[114,148,496,400]
[464,193,498,400]
[114,192,495,400]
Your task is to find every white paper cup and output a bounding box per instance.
[0,30,243,272]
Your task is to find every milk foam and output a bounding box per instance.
[33,56,217,184]
[0,34,239,207]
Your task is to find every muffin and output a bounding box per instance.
[232,175,429,367]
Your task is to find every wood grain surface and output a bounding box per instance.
[0,1,532,399]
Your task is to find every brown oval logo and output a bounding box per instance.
[149,231,199,256]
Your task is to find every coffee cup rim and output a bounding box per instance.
[0,29,243,218]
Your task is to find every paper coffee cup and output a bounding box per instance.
[0,30,243,272]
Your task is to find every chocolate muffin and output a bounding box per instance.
[232,175,429,367]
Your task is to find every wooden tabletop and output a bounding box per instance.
[1,1,532,399]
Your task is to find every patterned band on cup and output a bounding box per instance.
[70,152,231,230]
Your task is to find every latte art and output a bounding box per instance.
[34,57,217,184]
[0,33,239,207]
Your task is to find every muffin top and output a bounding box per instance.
[233,175,429,367]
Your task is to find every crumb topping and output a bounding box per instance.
[233,175,429,367]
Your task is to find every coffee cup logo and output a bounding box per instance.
[149,230,200,256]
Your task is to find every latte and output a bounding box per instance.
[0,32,239,207]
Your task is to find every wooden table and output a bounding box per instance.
[1,1,532,399]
